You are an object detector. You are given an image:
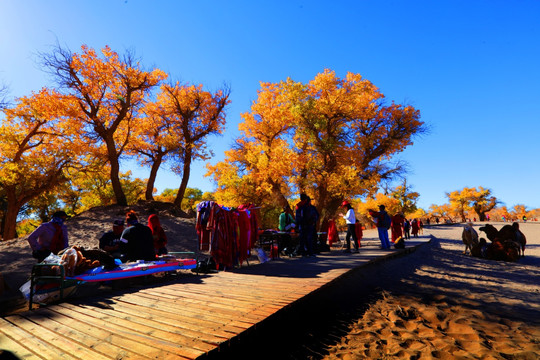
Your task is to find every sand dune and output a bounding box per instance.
[323,222,540,359]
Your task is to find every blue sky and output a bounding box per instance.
[1,1,539,210]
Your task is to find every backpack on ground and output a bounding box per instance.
[394,236,405,249]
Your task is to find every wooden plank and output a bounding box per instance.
[106,298,236,339]
[7,314,120,360]
[34,307,145,359]
[148,288,283,318]
[197,275,323,295]
[179,281,307,303]
[45,305,186,360]
[168,284,285,309]
[0,318,40,359]
[0,337,37,360]
[152,284,285,310]
[82,302,227,346]
[172,284,292,308]
[23,309,148,360]
[137,288,269,322]
[51,303,195,359]
[0,316,76,359]
[64,302,216,353]
[113,292,254,330]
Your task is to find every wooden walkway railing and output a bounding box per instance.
[0,240,428,359]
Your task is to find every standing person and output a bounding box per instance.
[419,219,424,235]
[148,214,168,255]
[279,204,296,257]
[390,213,404,243]
[339,200,359,253]
[295,194,318,257]
[327,219,339,247]
[411,219,420,238]
[369,205,391,249]
[120,210,156,261]
[278,205,296,232]
[99,219,127,261]
[403,218,411,240]
[27,211,69,262]
[355,220,363,248]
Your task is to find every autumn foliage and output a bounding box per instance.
[0,45,229,240]
[0,89,75,240]
[208,69,424,227]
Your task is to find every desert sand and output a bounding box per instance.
[323,223,540,360]
[1,205,539,359]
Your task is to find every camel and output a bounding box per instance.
[471,237,519,262]
[461,223,479,255]
[511,222,527,257]
[479,223,526,257]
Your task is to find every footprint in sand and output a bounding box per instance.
[445,319,477,335]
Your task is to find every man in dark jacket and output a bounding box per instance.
[120,211,156,261]
[295,194,319,257]
[370,205,391,249]
[99,219,127,262]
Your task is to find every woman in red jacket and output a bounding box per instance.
[148,214,168,255]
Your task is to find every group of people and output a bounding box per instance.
[278,197,411,254]
[27,198,416,265]
[390,215,423,242]
[27,210,169,263]
[278,194,320,257]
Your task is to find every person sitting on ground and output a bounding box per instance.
[278,205,296,232]
[148,214,168,256]
[27,210,69,262]
[120,210,156,262]
[99,219,127,262]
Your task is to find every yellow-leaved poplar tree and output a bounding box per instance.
[41,45,167,206]
[208,69,424,228]
[147,82,230,208]
[0,89,75,240]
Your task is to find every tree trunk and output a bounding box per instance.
[145,155,163,201]
[110,157,127,206]
[105,135,128,206]
[2,197,21,241]
[173,152,192,208]
[460,209,466,223]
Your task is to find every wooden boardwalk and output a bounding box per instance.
[0,240,429,359]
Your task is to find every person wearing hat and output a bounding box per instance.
[27,210,70,262]
[339,200,359,253]
[99,219,127,261]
